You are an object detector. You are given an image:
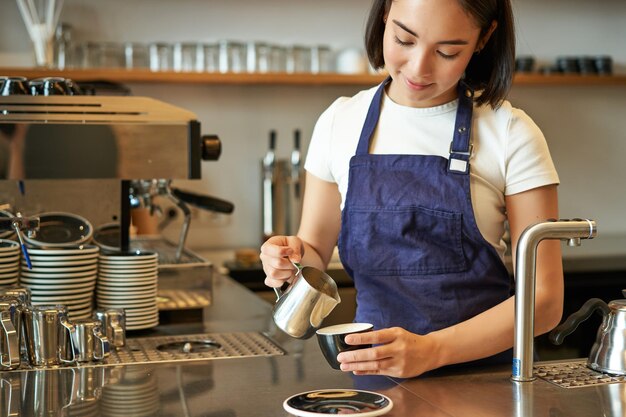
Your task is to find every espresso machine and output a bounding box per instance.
[0,76,228,316]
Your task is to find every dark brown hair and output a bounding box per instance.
[365,0,515,108]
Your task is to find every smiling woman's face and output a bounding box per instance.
[383,0,483,108]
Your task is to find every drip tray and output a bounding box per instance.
[6,332,285,373]
[535,359,626,389]
[108,332,285,366]
[7,332,283,372]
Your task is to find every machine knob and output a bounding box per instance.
[201,135,222,161]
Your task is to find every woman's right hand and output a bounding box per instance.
[260,235,303,288]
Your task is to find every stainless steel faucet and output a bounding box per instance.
[511,218,597,382]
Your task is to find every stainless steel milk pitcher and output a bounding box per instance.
[94,308,126,348]
[0,296,22,370]
[72,318,110,362]
[23,305,78,367]
[272,263,341,339]
[0,287,31,363]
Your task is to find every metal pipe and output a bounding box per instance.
[511,218,596,382]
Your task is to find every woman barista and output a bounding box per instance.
[260,0,563,378]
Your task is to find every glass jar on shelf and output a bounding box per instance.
[149,42,173,72]
[124,43,149,69]
[218,40,246,73]
[99,42,124,68]
[173,42,202,72]
[203,43,219,72]
[246,42,271,73]
[53,23,72,69]
[311,45,333,74]
[269,45,287,73]
[286,45,312,73]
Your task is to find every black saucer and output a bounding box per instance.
[283,389,393,416]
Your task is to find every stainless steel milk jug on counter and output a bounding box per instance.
[272,263,341,339]
[23,305,78,367]
[0,296,22,370]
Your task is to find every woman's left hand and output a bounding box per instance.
[336,327,439,378]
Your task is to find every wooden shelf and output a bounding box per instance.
[1,67,625,86]
[0,68,384,85]
[513,73,626,86]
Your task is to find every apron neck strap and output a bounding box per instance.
[447,81,475,174]
[355,77,475,173]
[355,76,391,156]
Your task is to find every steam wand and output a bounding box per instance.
[165,188,191,263]
[10,215,40,270]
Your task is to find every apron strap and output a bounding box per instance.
[355,76,391,156]
[448,82,475,174]
[356,76,475,174]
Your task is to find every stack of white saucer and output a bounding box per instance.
[0,239,20,287]
[20,245,99,319]
[97,251,159,330]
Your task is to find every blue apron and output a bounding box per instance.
[337,78,512,364]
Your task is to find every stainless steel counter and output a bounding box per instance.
[1,274,624,416]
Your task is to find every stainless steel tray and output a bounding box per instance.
[4,332,285,372]
[535,359,626,388]
[109,332,285,366]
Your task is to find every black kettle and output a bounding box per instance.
[550,289,626,375]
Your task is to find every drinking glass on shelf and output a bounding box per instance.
[311,45,333,73]
[218,40,246,73]
[269,45,287,72]
[149,43,173,71]
[203,43,219,72]
[100,42,124,68]
[173,42,200,72]
[124,43,149,69]
[71,42,86,68]
[286,45,312,73]
[82,42,102,68]
[247,42,271,73]
[53,23,72,70]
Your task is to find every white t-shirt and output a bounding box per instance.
[304,85,560,259]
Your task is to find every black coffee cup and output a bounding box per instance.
[316,323,373,370]
[514,56,535,73]
[594,55,613,75]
